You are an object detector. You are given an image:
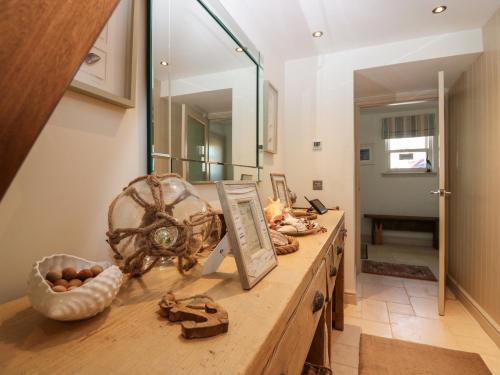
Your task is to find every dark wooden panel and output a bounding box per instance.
[365,215,439,249]
[0,0,120,201]
[379,220,435,232]
[364,214,438,222]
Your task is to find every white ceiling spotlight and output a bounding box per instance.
[312,31,323,38]
[235,46,244,52]
[432,5,447,14]
[160,61,168,66]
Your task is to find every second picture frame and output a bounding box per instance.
[270,173,291,208]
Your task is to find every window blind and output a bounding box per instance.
[381,113,435,139]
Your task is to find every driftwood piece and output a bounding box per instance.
[159,293,229,339]
[292,209,318,221]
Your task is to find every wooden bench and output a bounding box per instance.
[364,214,439,249]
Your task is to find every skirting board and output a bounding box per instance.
[447,275,500,348]
[344,291,357,305]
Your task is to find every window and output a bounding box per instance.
[386,136,433,172]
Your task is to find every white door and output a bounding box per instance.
[434,71,451,315]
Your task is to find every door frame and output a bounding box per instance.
[185,106,209,181]
[353,90,441,275]
[437,70,450,315]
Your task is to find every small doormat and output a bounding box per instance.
[362,260,437,281]
[359,334,491,375]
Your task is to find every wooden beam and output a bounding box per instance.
[0,0,120,201]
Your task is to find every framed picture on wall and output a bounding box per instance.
[216,181,278,289]
[263,81,278,153]
[270,173,291,208]
[69,0,137,108]
[360,144,375,165]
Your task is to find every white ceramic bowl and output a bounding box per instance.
[27,254,123,321]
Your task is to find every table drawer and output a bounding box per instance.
[333,225,346,264]
[325,224,344,298]
[325,244,335,299]
[264,260,327,375]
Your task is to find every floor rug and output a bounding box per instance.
[362,259,437,281]
[359,334,491,375]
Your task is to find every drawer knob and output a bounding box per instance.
[312,291,325,313]
[336,245,343,255]
[330,266,337,277]
[341,228,348,237]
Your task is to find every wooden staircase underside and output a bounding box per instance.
[0,0,120,201]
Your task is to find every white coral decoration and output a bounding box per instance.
[27,254,123,321]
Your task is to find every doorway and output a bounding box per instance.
[353,53,480,316]
[358,100,440,280]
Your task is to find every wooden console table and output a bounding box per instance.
[0,212,345,374]
[364,214,439,249]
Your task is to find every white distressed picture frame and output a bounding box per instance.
[270,173,291,208]
[216,181,278,289]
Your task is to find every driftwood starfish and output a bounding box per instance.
[159,293,229,339]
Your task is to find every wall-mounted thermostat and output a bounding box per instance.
[313,141,321,151]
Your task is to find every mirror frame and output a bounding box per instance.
[146,0,264,183]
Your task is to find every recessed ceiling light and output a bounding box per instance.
[432,5,447,14]
[160,61,168,66]
[235,46,244,52]
[312,31,323,38]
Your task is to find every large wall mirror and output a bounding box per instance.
[148,0,263,183]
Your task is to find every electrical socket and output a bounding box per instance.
[313,180,323,190]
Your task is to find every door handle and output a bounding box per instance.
[430,189,452,197]
[312,291,325,313]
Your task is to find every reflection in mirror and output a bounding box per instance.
[149,0,261,183]
[163,160,259,183]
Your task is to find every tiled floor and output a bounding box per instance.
[336,272,500,374]
[331,324,361,374]
[365,243,439,278]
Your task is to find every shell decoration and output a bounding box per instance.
[27,254,123,321]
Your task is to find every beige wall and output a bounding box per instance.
[448,9,500,328]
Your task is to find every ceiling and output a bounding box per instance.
[220,0,500,61]
[354,53,482,98]
[172,88,232,114]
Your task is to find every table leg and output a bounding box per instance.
[433,221,439,249]
[333,255,344,331]
[371,220,375,245]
